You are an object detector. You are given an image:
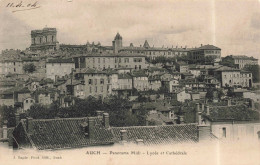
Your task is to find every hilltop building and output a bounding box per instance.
[30,27,59,51]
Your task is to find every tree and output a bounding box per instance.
[23,63,36,73]
[244,64,260,83]
[220,56,237,68]
[0,105,16,127]
[27,104,56,119]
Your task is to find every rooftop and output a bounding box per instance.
[111,124,198,145]
[13,117,114,150]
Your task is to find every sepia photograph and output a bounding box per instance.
[0,0,260,164]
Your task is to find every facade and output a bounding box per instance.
[46,58,75,80]
[0,60,23,75]
[189,44,221,62]
[132,71,149,91]
[213,66,252,87]
[119,40,190,60]
[37,93,53,105]
[225,55,258,69]
[74,53,146,71]
[23,97,35,111]
[30,27,59,51]
[210,121,260,141]
[81,69,111,99]
[173,90,191,102]
[240,71,253,88]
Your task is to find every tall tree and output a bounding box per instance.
[23,63,36,73]
[244,64,260,83]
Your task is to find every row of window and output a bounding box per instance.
[224,74,251,78]
[89,57,140,63]
[32,36,55,44]
[88,78,105,85]
[89,86,109,93]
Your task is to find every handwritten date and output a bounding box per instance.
[6,1,38,8]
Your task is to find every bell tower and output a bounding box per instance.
[112,32,122,53]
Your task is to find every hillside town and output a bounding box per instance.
[0,27,260,150]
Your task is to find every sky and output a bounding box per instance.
[0,0,260,60]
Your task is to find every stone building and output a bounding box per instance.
[0,59,23,75]
[132,70,149,91]
[74,53,147,71]
[30,27,59,51]
[223,55,258,69]
[213,66,253,88]
[188,44,221,62]
[76,69,112,99]
[46,58,75,80]
[119,40,190,60]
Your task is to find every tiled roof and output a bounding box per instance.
[74,52,146,58]
[230,55,258,61]
[16,117,114,150]
[111,124,198,145]
[204,105,259,122]
[214,66,240,71]
[197,44,221,50]
[131,70,147,77]
[147,113,174,124]
[118,73,132,79]
[47,58,74,63]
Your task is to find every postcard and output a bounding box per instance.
[0,0,260,165]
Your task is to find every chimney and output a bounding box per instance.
[197,124,211,142]
[227,99,231,106]
[96,110,104,118]
[249,99,255,109]
[206,106,210,116]
[103,113,109,128]
[198,112,202,125]
[15,113,20,126]
[195,103,200,123]
[2,125,7,139]
[135,139,144,145]
[196,103,200,112]
[201,103,205,112]
[120,130,127,142]
[201,44,203,47]
[88,117,95,139]
[179,115,184,124]
[26,117,33,134]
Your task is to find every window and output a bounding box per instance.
[100,78,104,84]
[222,127,226,138]
[26,100,28,103]
[101,86,103,92]
[89,87,92,93]
[30,100,33,103]
[94,79,97,85]
[88,79,92,85]
[95,86,97,92]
